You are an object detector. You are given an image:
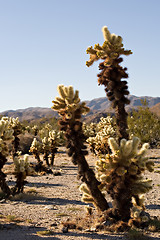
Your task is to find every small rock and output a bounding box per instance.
[50,223,57,227]
[44,205,56,210]
[90,227,96,232]
[62,226,68,233]
[84,229,91,232]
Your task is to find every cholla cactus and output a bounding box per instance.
[32,125,39,136]
[42,136,50,166]
[86,117,116,155]
[86,26,132,141]
[80,136,154,222]
[29,137,42,167]
[48,130,62,166]
[52,85,109,211]
[39,124,52,139]
[82,122,97,138]
[9,117,24,158]
[0,117,14,197]
[96,137,153,221]
[13,154,32,194]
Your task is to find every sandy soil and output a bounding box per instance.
[0,148,160,240]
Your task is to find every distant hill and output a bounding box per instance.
[0,95,160,122]
[85,95,160,111]
[0,107,58,122]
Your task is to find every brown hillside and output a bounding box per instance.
[150,103,160,117]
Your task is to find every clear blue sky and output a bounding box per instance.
[0,0,160,112]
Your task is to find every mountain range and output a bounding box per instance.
[0,95,160,122]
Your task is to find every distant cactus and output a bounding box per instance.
[10,117,24,158]
[52,85,109,211]
[0,117,14,197]
[29,137,43,170]
[86,117,116,155]
[12,154,32,194]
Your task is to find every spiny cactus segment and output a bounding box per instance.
[86,26,132,67]
[52,85,90,119]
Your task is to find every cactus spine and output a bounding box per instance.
[52,85,109,211]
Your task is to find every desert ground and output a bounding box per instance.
[0,147,160,240]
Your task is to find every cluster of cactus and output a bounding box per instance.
[86,117,116,155]
[29,125,63,168]
[80,136,154,221]
[12,153,32,194]
[52,85,109,211]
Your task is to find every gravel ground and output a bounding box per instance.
[0,148,160,240]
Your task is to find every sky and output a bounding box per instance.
[0,0,160,112]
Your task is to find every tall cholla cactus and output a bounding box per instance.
[86,26,132,141]
[10,117,24,158]
[85,26,155,229]
[86,117,116,155]
[13,154,32,194]
[0,117,14,197]
[52,85,109,211]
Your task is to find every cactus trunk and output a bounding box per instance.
[12,136,20,158]
[97,59,130,142]
[115,101,129,141]
[12,172,25,195]
[64,119,109,211]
